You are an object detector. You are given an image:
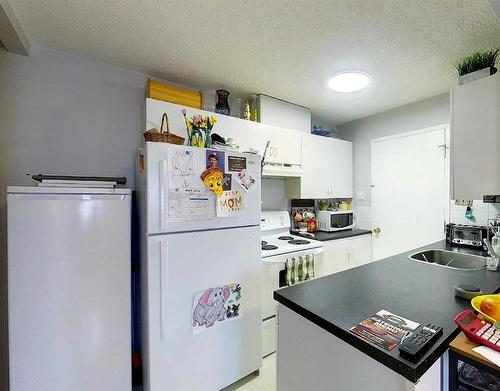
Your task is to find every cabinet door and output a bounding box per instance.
[319,240,349,276]
[330,139,353,198]
[346,235,373,269]
[229,121,273,157]
[270,127,302,165]
[299,134,353,198]
[300,133,335,198]
[452,73,500,198]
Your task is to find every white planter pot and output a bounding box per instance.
[458,67,497,85]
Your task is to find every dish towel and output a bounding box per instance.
[285,254,315,286]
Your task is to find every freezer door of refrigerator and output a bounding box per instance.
[143,226,262,391]
[142,142,261,234]
[7,192,131,391]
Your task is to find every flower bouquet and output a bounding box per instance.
[182,109,217,148]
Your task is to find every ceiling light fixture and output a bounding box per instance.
[328,71,370,93]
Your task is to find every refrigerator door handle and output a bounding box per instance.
[159,240,168,340]
[159,160,167,231]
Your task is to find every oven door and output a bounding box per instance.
[260,247,324,357]
[261,247,324,319]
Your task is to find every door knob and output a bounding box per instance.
[372,227,381,234]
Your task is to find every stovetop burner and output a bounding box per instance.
[261,240,268,246]
[262,244,278,251]
[288,239,310,245]
[278,236,294,241]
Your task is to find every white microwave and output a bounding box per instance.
[316,210,355,232]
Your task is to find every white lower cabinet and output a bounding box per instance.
[319,234,372,277]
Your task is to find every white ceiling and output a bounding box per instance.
[7,0,500,125]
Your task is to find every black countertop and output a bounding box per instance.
[273,240,500,383]
[291,229,372,241]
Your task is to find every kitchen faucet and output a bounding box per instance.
[483,238,500,271]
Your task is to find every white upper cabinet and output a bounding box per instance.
[145,99,302,167]
[287,133,353,198]
[451,73,500,199]
[268,127,302,165]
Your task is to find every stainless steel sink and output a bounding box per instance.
[409,249,488,270]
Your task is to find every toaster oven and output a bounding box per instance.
[316,210,355,232]
[445,224,489,247]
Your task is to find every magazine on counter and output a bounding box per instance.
[349,310,420,351]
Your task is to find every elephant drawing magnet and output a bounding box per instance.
[192,283,242,335]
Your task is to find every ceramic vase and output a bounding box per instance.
[215,89,230,116]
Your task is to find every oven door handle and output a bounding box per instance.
[261,247,324,263]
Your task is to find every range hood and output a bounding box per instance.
[262,162,302,178]
[483,195,500,203]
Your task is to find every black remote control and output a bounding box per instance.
[398,324,443,359]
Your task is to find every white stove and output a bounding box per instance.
[260,211,324,357]
[261,211,323,259]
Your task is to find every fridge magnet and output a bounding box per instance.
[206,150,225,171]
[192,283,242,334]
[216,189,245,217]
[171,149,195,188]
[228,155,246,172]
[222,173,232,191]
[201,167,224,197]
[235,169,255,191]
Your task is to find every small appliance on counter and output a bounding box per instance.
[317,210,354,232]
[445,223,490,247]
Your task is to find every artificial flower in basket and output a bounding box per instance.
[182,109,217,148]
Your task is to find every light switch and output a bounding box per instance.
[357,191,365,200]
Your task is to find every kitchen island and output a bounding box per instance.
[274,241,500,391]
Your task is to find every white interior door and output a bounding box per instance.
[371,125,449,260]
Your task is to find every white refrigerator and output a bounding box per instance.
[7,186,131,391]
[137,142,262,391]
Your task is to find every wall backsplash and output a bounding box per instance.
[261,178,288,211]
[353,200,500,233]
[449,200,500,226]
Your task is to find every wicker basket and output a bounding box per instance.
[143,113,185,145]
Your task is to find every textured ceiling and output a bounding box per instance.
[8,0,500,125]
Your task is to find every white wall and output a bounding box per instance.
[0,46,161,389]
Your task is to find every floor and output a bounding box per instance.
[134,353,276,391]
[223,353,276,391]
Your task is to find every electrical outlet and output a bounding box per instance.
[357,191,365,200]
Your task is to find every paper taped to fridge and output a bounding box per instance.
[192,283,242,335]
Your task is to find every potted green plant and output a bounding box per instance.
[455,47,499,85]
